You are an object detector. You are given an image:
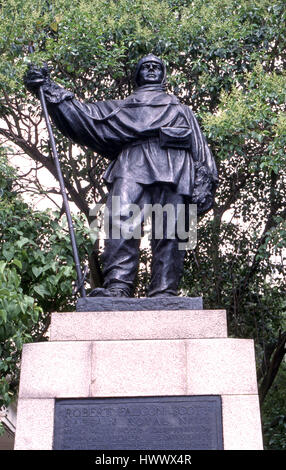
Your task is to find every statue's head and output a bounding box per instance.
[134,54,166,87]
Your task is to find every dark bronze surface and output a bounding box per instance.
[76,296,203,311]
[53,396,223,450]
[25,55,218,298]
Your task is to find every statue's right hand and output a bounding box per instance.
[24,64,50,94]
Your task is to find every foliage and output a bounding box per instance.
[0,261,41,407]
[0,0,285,447]
[0,151,93,408]
[262,364,286,449]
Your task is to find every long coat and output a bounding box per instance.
[44,82,218,214]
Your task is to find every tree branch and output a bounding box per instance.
[258,331,286,404]
[0,127,90,216]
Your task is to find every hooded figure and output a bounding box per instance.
[133,53,167,89]
[25,54,218,297]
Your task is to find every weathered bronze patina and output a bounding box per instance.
[25,54,218,298]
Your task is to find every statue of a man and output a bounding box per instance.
[25,54,218,298]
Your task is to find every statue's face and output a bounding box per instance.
[137,61,164,86]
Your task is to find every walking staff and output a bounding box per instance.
[26,43,86,298]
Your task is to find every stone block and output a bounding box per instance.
[186,338,258,395]
[222,395,264,450]
[90,339,187,397]
[50,309,227,341]
[18,342,92,398]
[14,399,54,450]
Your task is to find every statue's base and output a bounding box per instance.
[76,296,203,312]
[14,307,264,450]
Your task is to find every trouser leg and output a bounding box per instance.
[102,178,148,294]
[148,238,186,296]
[99,179,190,298]
[147,185,189,297]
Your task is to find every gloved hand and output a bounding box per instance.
[24,64,51,95]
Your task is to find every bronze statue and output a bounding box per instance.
[25,54,218,298]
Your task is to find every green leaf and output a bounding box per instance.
[0,262,6,276]
[33,284,51,298]
[16,237,36,248]
[50,21,59,32]
[3,246,15,262]
[0,288,10,297]
[0,309,7,323]
[32,266,42,278]
[12,259,22,270]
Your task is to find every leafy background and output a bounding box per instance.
[0,0,285,448]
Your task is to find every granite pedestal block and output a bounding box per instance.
[14,305,263,450]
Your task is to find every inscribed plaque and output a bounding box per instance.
[53,396,223,450]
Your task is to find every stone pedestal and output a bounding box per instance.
[14,308,263,450]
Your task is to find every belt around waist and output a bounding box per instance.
[122,137,159,150]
